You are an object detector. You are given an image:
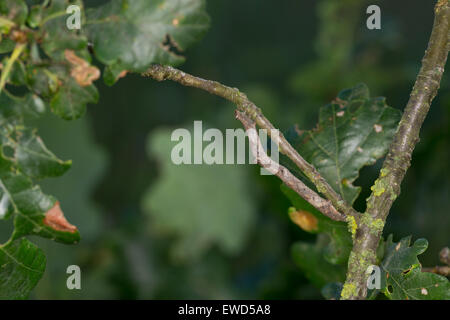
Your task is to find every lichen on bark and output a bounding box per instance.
[341,0,450,300]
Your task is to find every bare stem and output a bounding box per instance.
[341,0,450,300]
[142,65,357,219]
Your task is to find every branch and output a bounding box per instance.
[341,0,450,300]
[423,266,450,277]
[440,247,450,265]
[142,65,357,219]
[235,111,345,221]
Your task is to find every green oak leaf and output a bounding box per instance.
[26,66,60,100]
[0,90,22,122]
[14,128,72,179]
[285,83,401,204]
[380,235,450,300]
[0,92,70,179]
[0,157,79,244]
[0,90,78,247]
[0,38,15,54]
[8,59,26,86]
[27,5,43,28]
[86,0,210,79]
[102,63,127,86]
[39,0,88,60]
[50,78,98,120]
[0,238,46,299]
[26,60,98,121]
[0,91,45,122]
[0,0,211,298]
[25,0,98,122]
[23,93,46,118]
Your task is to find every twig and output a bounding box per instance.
[341,0,450,300]
[235,111,345,221]
[142,65,358,219]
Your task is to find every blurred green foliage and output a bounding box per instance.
[24,0,449,299]
[142,127,256,261]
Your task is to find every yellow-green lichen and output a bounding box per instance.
[358,249,376,267]
[287,207,297,215]
[380,168,389,177]
[342,250,377,299]
[370,178,386,196]
[346,216,358,240]
[340,283,357,300]
[371,218,384,233]
[348,250,376,274]
[316,184,326,195]
[347,251,357,266]
[361,213,385,235]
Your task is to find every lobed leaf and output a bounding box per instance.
[0,157,79,244]
[14,129,72,179]
[285,83,401,205]
[86,0,210,83]
[0,0,210,299]
[39,0,88,61]
[380,235,450,300]
[50,78,98,120]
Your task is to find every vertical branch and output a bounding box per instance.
[341,0,450,300]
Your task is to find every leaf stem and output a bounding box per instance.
[0,42,26,95]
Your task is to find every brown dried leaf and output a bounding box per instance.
[43,201,78,233]
[289,208,319,232]
[64,50,100,87]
